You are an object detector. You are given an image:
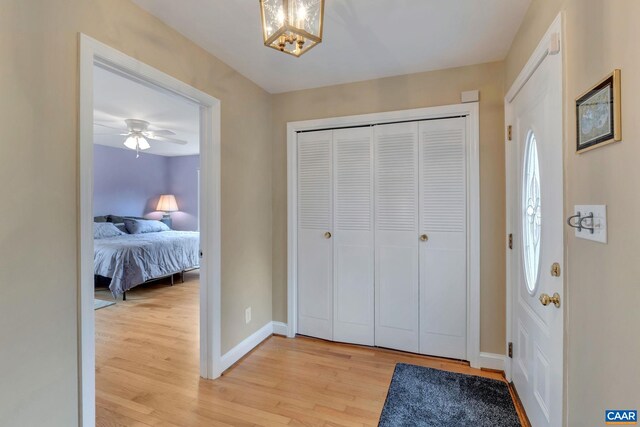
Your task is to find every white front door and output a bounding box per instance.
[509,30,564,427]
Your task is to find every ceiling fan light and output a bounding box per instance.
[138,137,151,150]
[124,135,150,151]
[124,135,138,150]
[260,0,324,57]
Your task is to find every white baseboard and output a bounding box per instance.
[220,322,273,372]
[220,321,498,374]
[272,321,288,336]
[478,352,506,371]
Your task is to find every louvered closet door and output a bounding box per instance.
[374,122,420,353]
[297,130,333,340]
[419,118,467,359]
[333,127,374,346]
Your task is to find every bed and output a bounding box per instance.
[94,216,199,298]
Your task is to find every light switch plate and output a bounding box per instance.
[574,205,607,243]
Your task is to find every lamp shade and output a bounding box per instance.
[260,0,324,57]
[157,194,178,212]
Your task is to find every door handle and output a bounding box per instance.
[324,231,332,239]
[539,292,561,308]
[420,234,429,242]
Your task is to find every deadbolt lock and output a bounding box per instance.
[551,262,561,277]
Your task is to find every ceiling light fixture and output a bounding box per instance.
[260,0,324,57]
[124,133,150,157]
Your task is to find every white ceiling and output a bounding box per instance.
[93,65,200,156]
[132,0,531,94]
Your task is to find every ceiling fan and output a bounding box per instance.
[94,119,188,157]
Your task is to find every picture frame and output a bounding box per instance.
[576,69,621,153]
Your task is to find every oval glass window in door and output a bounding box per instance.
[522,131,541,294]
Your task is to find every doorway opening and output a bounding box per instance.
[79,35,222,426]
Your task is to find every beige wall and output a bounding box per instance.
[0,1,272,425]
[506,0,640,425]
[5,0,637,425]
[271,62,508,355]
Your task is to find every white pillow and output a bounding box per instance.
[94,222,125,239]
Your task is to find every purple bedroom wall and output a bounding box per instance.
[93,144,200,231]
[93,144,167,220]
[167,155,200,232]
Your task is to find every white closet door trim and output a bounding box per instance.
[287,103,481,368]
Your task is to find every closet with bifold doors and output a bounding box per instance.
[296,116,468,361]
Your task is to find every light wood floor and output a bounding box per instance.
[96,272,525,426]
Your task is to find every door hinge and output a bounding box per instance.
[507,125,512,141]
[508,233,513,250]
[508,342,513,358]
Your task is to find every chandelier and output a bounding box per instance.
[259,0,325,57]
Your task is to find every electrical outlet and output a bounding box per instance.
[245,307,251,324]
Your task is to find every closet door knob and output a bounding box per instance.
[420,234,428,242]
[324,232,332,239]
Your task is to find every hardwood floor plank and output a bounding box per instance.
[96,271,525,426]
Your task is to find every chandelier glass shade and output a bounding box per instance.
[260,0,324,57]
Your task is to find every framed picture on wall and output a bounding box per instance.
[576,69,621,153]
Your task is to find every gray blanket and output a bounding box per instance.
[94,231,200,297]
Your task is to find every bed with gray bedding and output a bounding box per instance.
[94,220,199,297]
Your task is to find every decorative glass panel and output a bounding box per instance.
[522,131,541,294]
[260,0,324,57]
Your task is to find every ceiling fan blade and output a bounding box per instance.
[145,129,176,136]
[149,135,188,145]
[94,122,127,131]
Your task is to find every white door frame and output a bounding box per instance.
[78,34,222,427]
[504,13,564,384]
[286,103,481,368]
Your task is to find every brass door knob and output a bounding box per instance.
[324,231,332,239]
[420,234,429,242]
[539,292,561,308]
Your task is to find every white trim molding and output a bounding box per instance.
[479,352,507,372]
[79,34,222,427]
[220,322,274,372]
[505,14,563,103]
[272,322,289,336]
[286,103,481,368]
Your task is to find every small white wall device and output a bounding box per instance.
[567,205,607,243]
[461,90,479,103]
